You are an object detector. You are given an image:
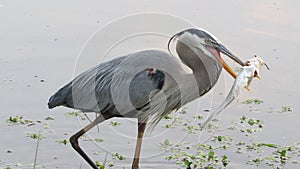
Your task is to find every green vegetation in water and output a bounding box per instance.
[267,105,293,113]
[211,135,233,145]
[94,152,126,169]
[94,138,104,142]
[160,99,300,169]
[95,160,105,169]
[109,121,121,126]
[183,125,201,134]
[6,116,33,125]
[237,116,264,135]
[79,135,103,143]
[246,145,298,168]
[161,117,300,169]
[27,133,45,140]
[241,98,264,105]
[279,105,292,113]
[164,123,175,128]
[193,115,204,120]
[65,111,84,117]
[160,139,173,150]
[240,116,263,128]
[179,107,188,114]
[57,139,69,145]
[164,112,182,120]
[162,112,184,129]
[222,155,229,167]
[161,140,230,169]
[112,152,125,160]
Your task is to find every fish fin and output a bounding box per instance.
[256,75,262,80]
[254,71,262,80]
[244,86,250,91]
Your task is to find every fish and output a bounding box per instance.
[201,55,267,129]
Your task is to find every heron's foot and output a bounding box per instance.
[132,162,140,169]
[132,165,139,169]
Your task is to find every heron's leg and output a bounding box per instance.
[70,114,111,169]
[132,119,148,169]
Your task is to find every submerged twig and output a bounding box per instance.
[33,130,41,169]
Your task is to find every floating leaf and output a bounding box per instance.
[110,121,121,126]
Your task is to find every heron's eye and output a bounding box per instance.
[205,39,218,46]
[205,39,211,44]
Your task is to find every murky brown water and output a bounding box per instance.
[1,0,300,168]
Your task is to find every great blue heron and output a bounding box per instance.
[48,28,245,169]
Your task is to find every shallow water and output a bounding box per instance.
[1,0,300,168]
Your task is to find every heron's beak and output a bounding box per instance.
[217,44,245,79]
[220,58,238,78]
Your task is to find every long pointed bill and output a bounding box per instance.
[217,44,245,67]
[215,43,245,79]
[220,58,238,78]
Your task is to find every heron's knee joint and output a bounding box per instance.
[70,135,79,147]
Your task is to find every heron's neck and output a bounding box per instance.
[176,42,216,96]
[184,70,212,97]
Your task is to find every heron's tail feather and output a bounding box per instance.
[48,83,73,109]
[48,94,62,109]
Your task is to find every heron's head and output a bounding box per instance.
[168,28,245,78]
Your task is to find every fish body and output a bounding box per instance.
[201,56,265,129]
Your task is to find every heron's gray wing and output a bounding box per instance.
[128,68,165,110]
[48,50,175,116]
[106,50,191,119]
[48,56,127,112]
